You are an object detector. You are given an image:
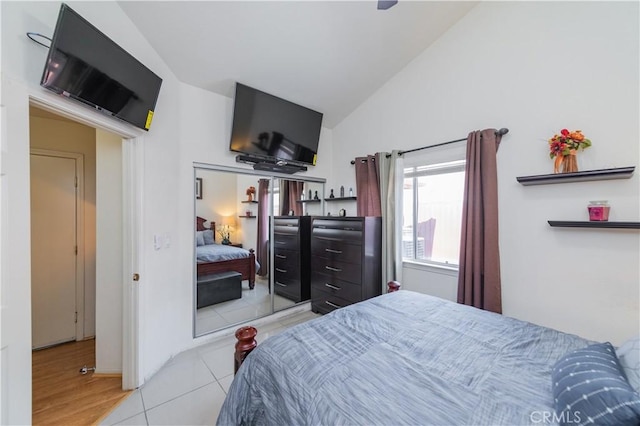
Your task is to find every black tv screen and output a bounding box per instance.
[229,83,323,166]
[40,4,162,131]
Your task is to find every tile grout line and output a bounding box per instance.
[111,311,317,424]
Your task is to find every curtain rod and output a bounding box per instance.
[350,128,509,164]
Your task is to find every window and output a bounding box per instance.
[402,159,465,268]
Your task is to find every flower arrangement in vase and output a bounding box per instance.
[548,129,592,173]
[246,186,256,202]
[217,225,231,245]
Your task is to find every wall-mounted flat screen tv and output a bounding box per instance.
[40,4,162,131]
[229,83,323,166]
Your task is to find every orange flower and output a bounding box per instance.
[569,131,585,141]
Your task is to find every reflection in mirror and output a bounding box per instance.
[194,168,270,337]
[194,168,325,337]
[271,179,324,313]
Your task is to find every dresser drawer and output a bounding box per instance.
[274,247,299,269]
[273,233,298,251]
[274,217,300,226]
[274,221,299,235]
[313,257,361,285]
[275,280,300,301]
[312,219,363,231]
[311,227,362,243]
[311,287,354,314]
[311,237,361,264]
[311,272,361,303]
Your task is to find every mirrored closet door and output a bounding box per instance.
[194,166,325,337]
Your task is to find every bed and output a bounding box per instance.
[217,289,640,425]
[196,216,257,289]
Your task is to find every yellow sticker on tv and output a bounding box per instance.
[312,154,317,166]
[145,110,154,130]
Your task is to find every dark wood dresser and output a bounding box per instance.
[310,217,382,314]
[273,216,311,302]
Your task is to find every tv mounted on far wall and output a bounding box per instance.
[40,4,163,131]
[229,83,323,168]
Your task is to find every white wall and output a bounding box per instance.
[1,2,182,421]
[95,129,123,374]
[29,113,97,338]
[196,169,238,227]
[332,1,639,345]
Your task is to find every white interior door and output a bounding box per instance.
[30,153,78,349]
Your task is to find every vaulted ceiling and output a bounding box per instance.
[119,1,478,128]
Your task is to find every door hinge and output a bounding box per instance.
[75,312,78,323]
[75,245,78,255]
[74,176,78,188]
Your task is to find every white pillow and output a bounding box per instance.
[616,336,640,393]
[196,231,205,247]
[202,229,215,245]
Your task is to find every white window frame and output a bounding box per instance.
[403,159,466,271]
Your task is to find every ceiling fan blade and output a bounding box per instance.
[377,0,398,10]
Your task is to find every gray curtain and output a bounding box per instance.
[256,179,269,276]
[457,129,503,313]
[378,150,403,293]
[355,154,382,217]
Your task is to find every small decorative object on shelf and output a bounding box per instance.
[246,186,256,202]
[349,187,353,197]
[246,210,252,217]
[301,192,305,200]
[548,128,592,173]
[308,189,312,200]
[329,189,335,199]
[340,186,345,197]
[588,200,610,221]
[313,190,319,200]
[339,208,346,217]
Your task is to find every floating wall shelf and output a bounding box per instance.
[325,196,357,202]
[516,166,635,186]
[297,199,321,204]
[548,221,640,229]
[241,200,258,204]
[238,215,256,219]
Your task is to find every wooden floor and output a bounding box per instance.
[32,339,131,426]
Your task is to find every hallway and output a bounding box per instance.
[32,339,129,425]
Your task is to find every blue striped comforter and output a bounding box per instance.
[196,243,260,270]
[217,291,592,425]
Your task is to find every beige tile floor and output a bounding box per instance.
[195,277,296,336]
[100,309,320,425]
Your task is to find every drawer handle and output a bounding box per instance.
[325,301,342,309]
[325,248,342,254]
[325,266,342,272]
[325,283,341,291]
[275,281,287,287]
[317,225,326,229]
[275,268,287,273]
[275,241,286,245]
[275,254,287,259]
[344,227,355,231]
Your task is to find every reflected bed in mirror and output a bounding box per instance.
[194,167,325,338]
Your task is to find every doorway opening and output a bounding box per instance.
[28,104,137,423]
